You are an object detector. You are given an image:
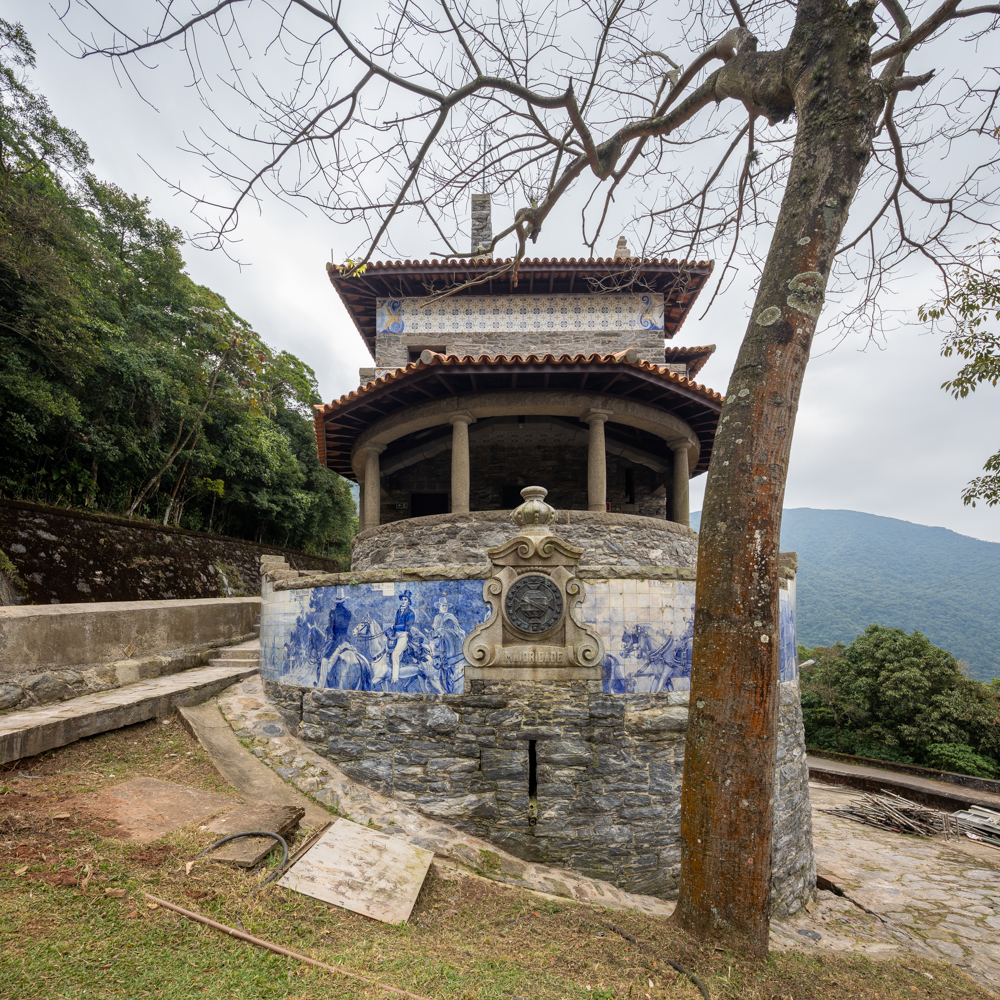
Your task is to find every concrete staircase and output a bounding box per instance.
[260,554,306,587]
[0,638,260,765]
[207,638,260,672]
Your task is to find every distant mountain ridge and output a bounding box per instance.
[689,508,1000,681]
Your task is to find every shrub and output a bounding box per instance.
[923,743,998,779]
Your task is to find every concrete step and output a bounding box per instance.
[208,657,260,670]
[0,663,258,764]
[209,648,260,661]
[208,639,259,670]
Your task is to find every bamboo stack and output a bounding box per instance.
[822,789,961,838]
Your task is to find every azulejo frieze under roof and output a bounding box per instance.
[327,256,714,357]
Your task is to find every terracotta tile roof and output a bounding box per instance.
[335,255,712,269]
[327,256,714,357]
[664,344,716,379]
[314,351,722,479]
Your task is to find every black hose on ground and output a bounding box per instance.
[190,831,290,893]
[602,921,711,1000]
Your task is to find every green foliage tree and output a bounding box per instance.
[0,22,354,558]
[920,237,1000,507]
[801,624,1000,775]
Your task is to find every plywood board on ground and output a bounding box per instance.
[278,818,433,923]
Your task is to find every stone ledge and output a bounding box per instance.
[0,596,260,674]
[0,662,258,763]
[275,564,699,591]
[354,509,698,542]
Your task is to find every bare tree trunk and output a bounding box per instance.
[127,418,187,518]
[127,343,234,519]
[675,0,886,956]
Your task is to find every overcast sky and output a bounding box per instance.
[10,2,1000,543]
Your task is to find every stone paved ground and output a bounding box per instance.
[211,678,1000,994]
[806,781,1000,994]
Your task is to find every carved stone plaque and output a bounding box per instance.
[505,574,563,635]
[462,486,604,680]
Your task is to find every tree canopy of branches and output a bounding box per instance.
[0,22,356,559]
[800,626,1000,776]
[60,0,1000,956]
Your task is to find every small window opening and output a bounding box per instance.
[624,468,636,505]
[527,739,538,828]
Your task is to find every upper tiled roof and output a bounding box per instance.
[327,256,714,358]
[314,350,723,479]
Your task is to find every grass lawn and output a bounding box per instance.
[0,714,992,1000]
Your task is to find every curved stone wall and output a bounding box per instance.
[351,510,698,571]
[263,677,814,915]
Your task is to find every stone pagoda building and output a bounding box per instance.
[261,203,812,911]
[315,199,724,570]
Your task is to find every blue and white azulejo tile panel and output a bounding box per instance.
[260,580,488,695]
[779,584,798,682]
[262,576,798,695]
[585,579,695,694]
[374,292,664,338]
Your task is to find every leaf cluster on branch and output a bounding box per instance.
[921,236,1000,507]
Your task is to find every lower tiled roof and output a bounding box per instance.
[314,351,723,479]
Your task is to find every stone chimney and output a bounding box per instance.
[471,193,492,257]
[613,236,631,260]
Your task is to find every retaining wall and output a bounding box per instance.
[266,677,814,914]
[0,498,341,605]
[0,596,259,711]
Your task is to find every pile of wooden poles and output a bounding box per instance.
[822,790,962,838]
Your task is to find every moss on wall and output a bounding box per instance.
[0,499,340,605]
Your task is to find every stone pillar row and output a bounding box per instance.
[356,410,691,530]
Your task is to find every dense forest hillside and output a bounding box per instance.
[0,23,355,559]
[693,508,1000,681]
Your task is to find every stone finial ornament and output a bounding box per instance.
[463,486,605,680]
[510,485,555,528]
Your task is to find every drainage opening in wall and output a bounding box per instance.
[527,739,538,829]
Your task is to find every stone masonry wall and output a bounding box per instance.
[0,499,341,605]
[351,511,699,570]
[264,676,814,915]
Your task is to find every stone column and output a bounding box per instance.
[357,477,366,533]
[449,413,476,513]
[672,444,691,528]
[584,409,612,513]
[362,445,385,529]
